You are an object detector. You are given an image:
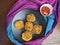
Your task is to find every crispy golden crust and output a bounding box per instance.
[14,20,24,29]
[27,14,35,22]
[32,24,42,34]
[22,31,32,41]
[25,22,33,31]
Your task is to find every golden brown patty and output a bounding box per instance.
[32,24,42,34]
[25,22,33,31]
[22,31,32,41]
[27,14,35,22]
[14,20,24,29]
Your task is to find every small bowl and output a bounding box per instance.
[40,4,53,16]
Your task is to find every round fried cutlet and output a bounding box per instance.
[27,14,35,22]
[22,31,32,41]
[25,22,33,31]
[32,24,42,34]
[14,20,24,29]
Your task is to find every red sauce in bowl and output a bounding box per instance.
[41,6,50,16]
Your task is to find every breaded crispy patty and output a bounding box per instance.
[22,31,32,41]
[27,14,35,22]
[14,20,24,29]
[25,22,33,31]
[32,24,42,34]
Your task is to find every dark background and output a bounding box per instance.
[0,0,17,45]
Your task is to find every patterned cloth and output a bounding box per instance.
[6,0,59,45]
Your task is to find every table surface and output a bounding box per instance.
[0,0,17,45]
[0,0,60,45]
[42,23,60,45]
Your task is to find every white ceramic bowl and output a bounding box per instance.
[40,4,53,16]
